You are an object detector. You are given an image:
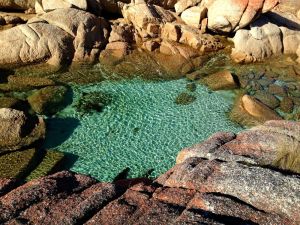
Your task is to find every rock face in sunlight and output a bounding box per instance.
[0,8,109,67]
[232,16,300,63]
[206,0,279,33]
[0,121,299,224]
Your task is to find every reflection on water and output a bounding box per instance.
[44,79,243,181]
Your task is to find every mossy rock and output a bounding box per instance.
[27,86,68,115]
[175,92,196,105]
[74,91,113,115]
[8,75,55,89]
[26,150,64,181]
[0,148,37,179]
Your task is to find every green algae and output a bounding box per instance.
[175,92,197,105]
[74,91,113,115]
[26,150,64,181]
[27,86,68,115]
[0,148,37,179]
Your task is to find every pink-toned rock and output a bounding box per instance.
[207,0,279,33]
[157,158,300,223]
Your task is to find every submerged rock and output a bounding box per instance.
[230,94,282,127]
[201,70,238,90]
[74,91,113,115]
[27,86,68,115]
[0,108,45,152]
[174,92,196,105]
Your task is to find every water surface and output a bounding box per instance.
[45,78,243,181]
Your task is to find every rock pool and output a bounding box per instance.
[44,78,243,181]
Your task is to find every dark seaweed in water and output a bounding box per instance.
[175,92,197,105]
[74,91,112,115]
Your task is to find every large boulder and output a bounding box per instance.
[0,0,35,10]
[27,86,68,115]
[0,108,45,152]
[177,120,300,174]
[180,5,207,28]
[207,0,279,33]
[0,8,109,67]
[231,17,283,63]
[121,1,177,35]
[38,8,109,63]
[232,16,300,63]
[0,22,74,67]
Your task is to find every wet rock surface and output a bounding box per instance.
[0,122,299,224]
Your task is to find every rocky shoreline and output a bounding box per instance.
[0,120,300,224]
[0,0,299,70]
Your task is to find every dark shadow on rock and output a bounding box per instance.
[52,152,79,171]
[113,167,130,182]
[267,12,300,31]
[43,117,80,149]
[0,68,14,83]
[58,84,74,113]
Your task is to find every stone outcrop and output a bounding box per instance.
[177,120,300,172]
[173,0,279,33]
[0,121,299,224]
[0,108,45,152]
[0,0,35,11]
[232,5,300,64]
[207,0,279,33]
[0,8,109,67]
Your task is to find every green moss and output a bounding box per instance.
[175,92,196,105]
[27,86,68,115]
[74,91,113,115]
[0,148,37,179]
[26,150,64,181]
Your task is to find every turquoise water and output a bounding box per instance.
[45,78,243,181]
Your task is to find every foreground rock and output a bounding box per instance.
[0,108,45,152]
[0,121,299,224]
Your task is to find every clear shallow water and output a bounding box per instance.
[45,78,243,181]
